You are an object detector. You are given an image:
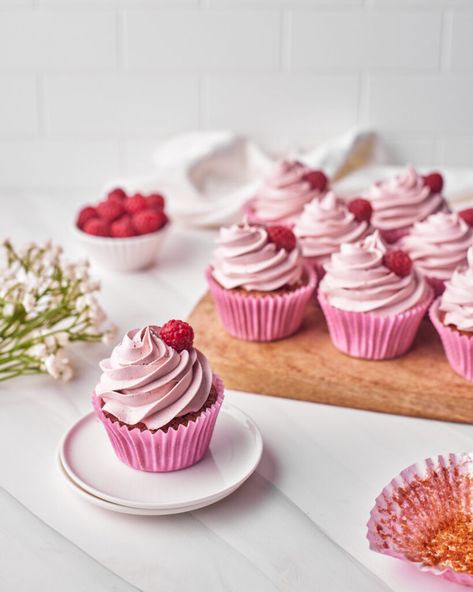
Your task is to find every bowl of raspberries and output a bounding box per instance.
[75,188,169,271]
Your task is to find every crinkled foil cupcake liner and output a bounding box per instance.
[430,298,473,382]
[206,265,317,342]
[92,375,224,472]
[318,289,433,360]
[367,453,473,587]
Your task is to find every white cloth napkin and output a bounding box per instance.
[103,128,381,228]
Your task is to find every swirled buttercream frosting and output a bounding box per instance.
[319,231,430,316]
[440,247,473,332]
[211,222,304,291]
[95,326,212,430]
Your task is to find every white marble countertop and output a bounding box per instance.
[2,190,473,592]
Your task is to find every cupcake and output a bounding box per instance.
[206,222,317,341]
[366,166,448,243]
[430,247,473,382]
[318,232,433,359]
[92,320,224,472]
[244,160,328,227]
[401,212,473,296]
[293,192,373,278]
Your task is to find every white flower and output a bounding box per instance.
[44,350,73,382]
[55,332,69,346]
[22,293,36,313]
[3,302,14,317]
[102,324,118,346]
[44,335,57,351]
[29,343,47,359]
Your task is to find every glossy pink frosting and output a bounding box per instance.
[401,212,473,281]
[211,222,304,291]
[368,165,447,232]
[95,326,212,430]
[319,231,430,316]
[250,160,326,225]
[294,191,371,264]
[439,247,473,331]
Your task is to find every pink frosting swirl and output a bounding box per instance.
[250,160,327,225]
[400,212,473,281]
[211,223,304,291]
[95,326,212,430]
[440,247,473,331]
[367,165,447,232]
[294,191,371,265]
[319,231,430,315]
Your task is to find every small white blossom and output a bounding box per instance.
[44,350,73,382]
[29,343,47,359]
[3,302,14,317]
[22,293,36,313]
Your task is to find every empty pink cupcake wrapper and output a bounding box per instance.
[367,452,473,587]
[206,264,317,342]
[430,298,473,382]
[427,276,446,297]
[318,289,433,360]
[92,375,224,473]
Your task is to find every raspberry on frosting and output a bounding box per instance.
[267,226,297,252]
[348,198,373,223]
[160,320,194,352]
[383,250,412,278]
[423,172,444,194]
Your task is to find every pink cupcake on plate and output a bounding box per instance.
[400,211,473,297]
[318,231,433,359]
[244,159,328,227]
[206,222,317,341]
[293,191,373,279]
[93,321,224,472]
[367,165,448,244]
[430,247,473,382]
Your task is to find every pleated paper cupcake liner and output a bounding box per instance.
[318,289,433,360]
[92,375,224,473]
[206,265,317,342]
[367,453,473,587]
[430,298,473,382]
[427,276,446,297]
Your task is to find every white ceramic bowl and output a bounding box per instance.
[74,224,169,272]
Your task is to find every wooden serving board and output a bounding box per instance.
[188,293,473,424]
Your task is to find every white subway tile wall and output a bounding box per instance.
[0,1,472,193]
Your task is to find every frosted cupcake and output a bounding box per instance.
[244,160,328,226]
[294,192,372,278]
[367,166,448,243]
[318,232,433,359]
[206,222,317,341]
[430,247,473,382]
[92,321,224,472]
[401,212,473,296]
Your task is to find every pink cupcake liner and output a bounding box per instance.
[206,265,317,342]
[430,298,473,382]
[426,276,446,297]
[367,453,473,587]
[318,289,433,360]
[92,375,224,472]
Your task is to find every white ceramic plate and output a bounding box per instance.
[58,404,263,514]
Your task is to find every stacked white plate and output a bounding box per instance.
[58,404,263,515]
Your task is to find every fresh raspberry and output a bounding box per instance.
[267,225,297,252]
[96,200,125,222]
[76,206,97,230]
[146,193,165,210]
[459,208,473,227]
[124,194,147,215]
[303,170,328,192]
[83,218,111,237]
[107,187,127,202]
[347,198,373,222]
[423,172,444,194]
[160,320,194,352]
[383,250,412,278]
[111,215,136,238]
[132,209,167,235]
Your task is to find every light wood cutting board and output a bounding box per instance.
[188,292,473,424]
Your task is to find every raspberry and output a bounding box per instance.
[383,250,412,278]
[76,206,97,230]
[267,225,297,252]
[107,187,127,202]
[96,200,125,222]
[303,170,328,192]
[423,172,444,194]
[124,194,147,215]
[111,215,136,238]
[160,320,194,352]
[83,218,111,237]
[347,198,373,223]
[132,209,167,235]
[459,208,473,228]
[146,193,165,210]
